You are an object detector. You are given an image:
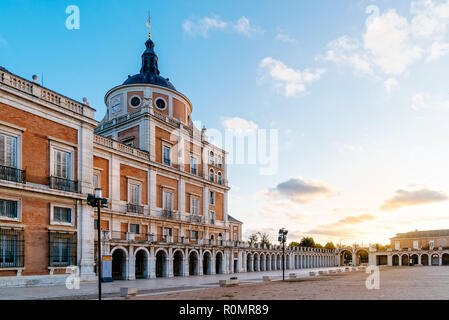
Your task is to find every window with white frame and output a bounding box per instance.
[209,151,214,166]
[191,197,199,215]
[163,146,171,166]
[0,199,19,220]
[209,169,214,182]
[217,172,222,185]
[128,182,141,205]
[210,211,216,225]
[191,230,199,240]
[49,232,76,267]
[395,241,400,250]
[130,224,140,234]
[163,190,174,211]
[190,156,198,175]
[210,191,215,205]
[413,240,419,249]
[52,206,74,225]
[429,240,435,249]
[0,133,17,168]
[53,149,72,179]
[217,155,222,169]
[93,173,100,189]
[163,227,173,237]
[0,228,24,268]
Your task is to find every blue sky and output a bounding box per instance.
[2,0,449,245]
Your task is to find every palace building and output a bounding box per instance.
[0,31,336,287]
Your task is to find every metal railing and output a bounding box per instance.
[0,228,24,268]
[48,231,77,267]
[49,176,79,193]
[186,214,203,223]
[126,203,144,214]
[0,165,26,184]
[161,210,180,220]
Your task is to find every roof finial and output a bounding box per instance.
[146,12,151,40]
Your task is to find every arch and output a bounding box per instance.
[356,249,369,266]
[156,249,168,278]
[340,250,353,266]
[286,254,291,269]
[401,254,409,266]
[260,253,266,271]
[203,251,212,275]
[246,252,253,272]
[173,250,184,277]
[277,254,281,270]
[442,253,449,266]
[254,253,260,272]
[134,248,149,279]
[217,172,222,185]
[421,253,429,266]
[271,254,276,270]
[189,250,200,275]
[266,254,271,270]
[209,168,214,183]
[431,253,440,266]
[216,251,224,274]
[392,254,400,266]
[410,254,419,265]
[112,247,128,280]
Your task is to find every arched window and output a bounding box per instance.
[217,172,222,185]
[210,151,214,166]
[209,169,214,182]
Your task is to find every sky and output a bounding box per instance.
[1,0,449,246]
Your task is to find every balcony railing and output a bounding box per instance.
[126,203,144,215]
[186,214,203,223]
[49,176,79,193]
[104,231,154,242]
[161,210,180,220]
[0,165,26,184]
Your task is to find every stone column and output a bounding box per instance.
[149,247,156,279]
[352,252,357,267]
[399,257,402,266]
[128,246,135,280]
[168,248,174,277]
[387,255,393,266]
[199,249,203,276]
[183,248,190,277]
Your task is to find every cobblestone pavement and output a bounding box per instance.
[129,266,449,300]
[0,267,338,300]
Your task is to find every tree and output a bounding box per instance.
[257,232,271,246]
[248,233,258,245]
[315,243,324,249]
[325,242,336,250]
[289,241,301,247]
[299,237,316,248]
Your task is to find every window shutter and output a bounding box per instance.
[0,135,4,165]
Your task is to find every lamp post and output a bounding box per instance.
[278,228,288,281]
[87,188,108,301]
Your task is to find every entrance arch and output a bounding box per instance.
[216,252,224,274]
[203,251,212,275]
[340,250,352,266]
[271,254,276,270]
[260,254,266,271]
[410,254,419,265]
[254,253,260,272]
[442,253,449,266]
[173,250,184,277]
[189,251,199,275]
[432,253,440,266]
[277,254,281,269]
[112,247,127,280]
[155,249,168,278]
[401,255,409,266]
[421,253,429,266]
[135,248,149,279]
[246,253,252,272]
[392,254,400,266]
[356,250,369,266]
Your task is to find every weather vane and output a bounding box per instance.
[146,12,151,39]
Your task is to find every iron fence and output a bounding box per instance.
[126,203,144,214]
[49,176,79,193]
[48,231,77,267]
[0,165,26,184]
[0,228,24,268]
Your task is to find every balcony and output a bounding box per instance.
[0,165,26,184]
[103,231,154,242]
[186,214,203,223]
[161,209,180,220]
[49,176,79,193]
[126,203,144,215]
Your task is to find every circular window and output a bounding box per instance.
[154,98,167,110]
[129,96,141,108]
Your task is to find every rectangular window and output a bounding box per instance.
[48,232,76,267]
[191,198,199,215]
[395,241,400,250]
[191,230,199,240]
[217,155,222,169]
[210,211,216,225]
[233,233,238,241]
[53,149,71,179]
[0,229,24,268]
[163,146,171,166]
[53,207,72,224]
[129,183,141,205]
[413,240,419,249]
[190,157,198,175]
[0,134,17,168]
[163,227,173,237]
[210,153,214,166]
[429,240,435,249]
[163,191,174,211]
[130,224,140,234]
[210,191,215,205]
[0,199,18,219]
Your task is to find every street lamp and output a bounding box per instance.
[278,228,288,281]
[87,188,108,301]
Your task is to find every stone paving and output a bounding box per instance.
[0,267,338,300]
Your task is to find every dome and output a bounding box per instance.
[122,38,177,91]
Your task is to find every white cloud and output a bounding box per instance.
[258,57,325,97]
[221,117,258,135]
[276,32,296,43]
[411,93,449,110]
[426,41,449,61]
[182,15,262,38]
[380,187,449,211]
[384,77,399,93]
